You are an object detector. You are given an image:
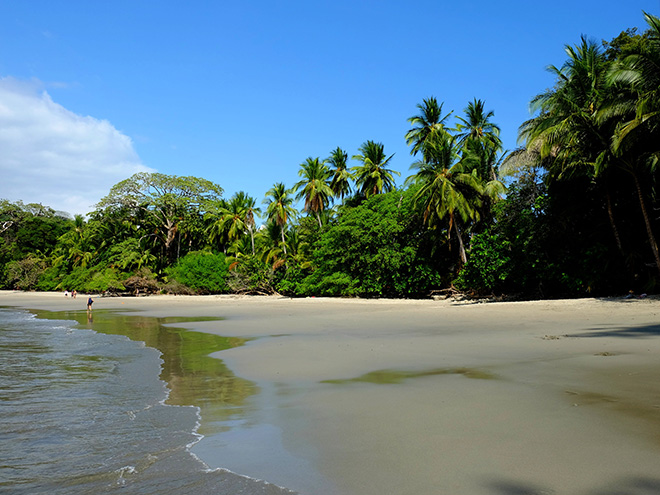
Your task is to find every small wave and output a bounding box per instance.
[114,465,137,486]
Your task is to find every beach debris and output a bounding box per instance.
[624,290,648,299]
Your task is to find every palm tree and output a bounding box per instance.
[406,131,503,264]
[205,198,230,252]
[607,12,660,273]
[327,147,353,200]
[607,12,660,151]
[264,183,296,255]
[206,192,261,255]
[455,99,503,180]
[239,192,261,255]
[405,96,453,156]
[351,140,400,199]
[259,220,287,269]
[293,157,334,228]
[520,36,627,257]
[213,195,247,248]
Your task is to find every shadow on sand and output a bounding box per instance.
[568,322,660,339]
[486,476,660,495]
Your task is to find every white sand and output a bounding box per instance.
[3,291,660,494]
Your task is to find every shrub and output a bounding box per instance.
[5,255,45,290]
[454,230,511,294]
[166,251,229,294]
[226,256,274,295]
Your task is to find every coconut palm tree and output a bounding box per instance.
[406,131,503,264]
[607,12,660,152]
[405,96,453,156]
[520,36,627,257]
[237,192,261,255]
[351,141,400,199]
[455,98,503,180]
[327,147,353,200]
[293,157,334,228]
[208,192,261,255]
[264,183,296,255]
[206,193,253,254]
[606,12,660,273]
[456,99,501,146]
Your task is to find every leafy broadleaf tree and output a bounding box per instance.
[96,173,223,264]
[298,189,443,298]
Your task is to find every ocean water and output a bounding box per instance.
[0,307,296,495]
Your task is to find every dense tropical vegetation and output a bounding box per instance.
[3,12,660,299]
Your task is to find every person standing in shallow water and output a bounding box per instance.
[87,297,93,311]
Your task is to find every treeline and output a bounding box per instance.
[3,13,660,299]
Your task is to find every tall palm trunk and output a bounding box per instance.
[604,187,624,255]
[248,226,255,255]
[280,226,287,255]
[447,214,468,265]
[455,220,467,265]
[632,171,660,276]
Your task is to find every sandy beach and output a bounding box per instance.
[2,291,660,495]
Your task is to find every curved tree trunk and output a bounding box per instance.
[455,220,467,265]
[280,227,287,256]
[604,187,624,255]
[632,171,660,276]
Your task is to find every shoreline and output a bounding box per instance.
[3,291,660,494]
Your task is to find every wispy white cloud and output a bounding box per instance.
[0,77,153,216]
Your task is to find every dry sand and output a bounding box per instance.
[2,291,660,494]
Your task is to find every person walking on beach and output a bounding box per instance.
[87,297,94,311]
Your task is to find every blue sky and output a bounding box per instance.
[1,0,659,216]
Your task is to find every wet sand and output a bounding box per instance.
[3,291,660,494]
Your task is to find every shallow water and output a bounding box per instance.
[0,306,296,494]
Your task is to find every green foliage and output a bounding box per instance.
[165,251,229,294]
[226,255,274,295]
[5,255,45,290]
[351,141,400,199]
[297,189,444,298]
[274,264,310,296]
[454,231,511,294]
[36,266,61,291]
[50,265,124,293]
[96,172,224,264]
[294,157,334,226]
[15,216,71,257]
[0,200,72,287]
[87,268,126,293]
[106,238,156,271]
